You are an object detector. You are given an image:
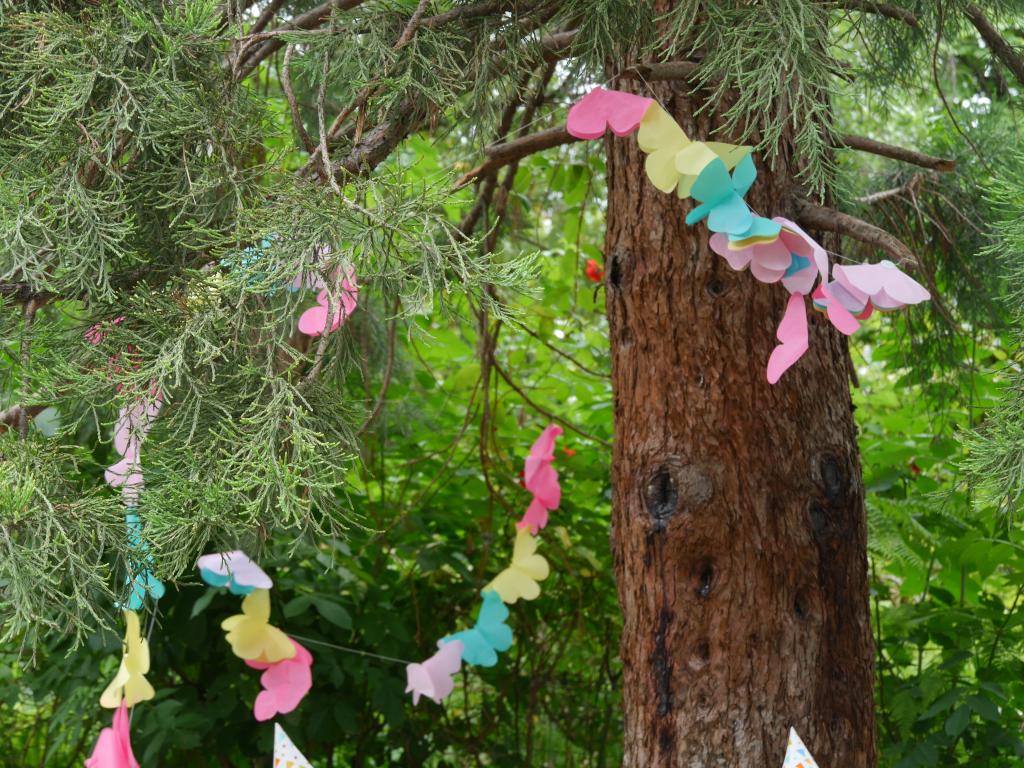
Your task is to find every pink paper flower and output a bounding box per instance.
[710,218,827,295]
[85,702,139,768]
[245,639,314,721]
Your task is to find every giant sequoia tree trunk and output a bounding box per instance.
[604,81,877,765]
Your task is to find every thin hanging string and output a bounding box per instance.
[286,632,412,666]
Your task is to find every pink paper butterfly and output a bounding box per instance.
[710,218,828,296]
[85,702,139,768]
[405,639,463,705]
[245,639,314,721]
[767,293,810,384]
[566,87,654,140]
[297,270,358,337]
[832,260,930,311]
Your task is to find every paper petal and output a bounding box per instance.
[767,294,809,384]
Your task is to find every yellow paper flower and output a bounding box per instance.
[486,527,550,604]
[100,610,155,708]
[221,588,295,663]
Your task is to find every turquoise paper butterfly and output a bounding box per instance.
[728,215,781,243]
[685,154,757,235]
[199,568,255,595]
[441,590,513,667]
[117,511,165,610]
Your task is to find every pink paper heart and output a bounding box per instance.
[297,275,358,337]
[567,87,654,140]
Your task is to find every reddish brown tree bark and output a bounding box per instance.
[603,79,877,765]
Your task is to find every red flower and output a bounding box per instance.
[562,447,576,457]
[584,259,604,283]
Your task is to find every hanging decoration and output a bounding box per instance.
[566,86,932,382]
[197,551,314,741]
[782,729,820,767]
[85,317,165,763]
[85,702,140,768]
[405,424,562,704]
[273,723,314,768]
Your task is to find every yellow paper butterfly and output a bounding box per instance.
[221,588,296,663]
[485,527,550,604]
[100,610,155,708]
[636,103,752,198]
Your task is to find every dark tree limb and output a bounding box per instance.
[840,134,955,171]
[795,197,918,267]
[456,126,578,188]
[248,0,290,35]
[235,0,367,81]
[0,405,47,435]
[838,0,921,29]
[964,3,1024,89]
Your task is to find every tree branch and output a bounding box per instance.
[794,198,918,268]
[840,134,955,172]
[964,3,1024,89]
[492,361,611,448]
[0,404,47,435]
[455,126,578,188]
[838,0,920,29]
[235,0,367,81]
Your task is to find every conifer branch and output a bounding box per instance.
[840,135,955,172]
[794,198,918,268]
[963,4,1024,89]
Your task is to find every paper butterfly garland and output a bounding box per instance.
[198,550,273,595]
[566,87,932,382]
[100,611,155,708]
[85,702,140,768]
[406,425,562,703]
[782,729,820,768]
[221,588,297,663]
[274,723,314,768]
[406,639,464,704]
[87,323,167,762]
[246,639,314,721]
